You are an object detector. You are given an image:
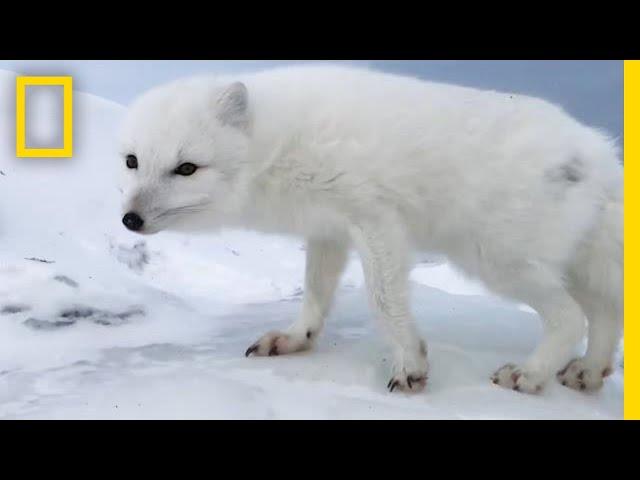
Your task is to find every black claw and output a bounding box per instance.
[245,345,258,357]
[268,345,278,356]
[407,376,413,389]
[387,378,394,389]
[389,381,399,392]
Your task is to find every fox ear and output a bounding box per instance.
[216,82,249,131]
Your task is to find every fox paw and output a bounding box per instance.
[388,340,428,394]
[387,372,428,393]
[492,363,545,394]
[245,330,314,357]
[557,358,612,392]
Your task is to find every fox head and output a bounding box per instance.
[118,78,252,234]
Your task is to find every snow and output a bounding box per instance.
[0,69,623,419]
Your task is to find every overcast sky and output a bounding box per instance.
[0,60,623,141]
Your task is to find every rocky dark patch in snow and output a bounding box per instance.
[1,304,30,315]
[289,287,304,298]
[111,241,150,273]
[53,275,79,288]
[24,318,76,330]
[416,256,446,266]
[24,257,55,264]
[59,306,145,326]
[278,288,304,302]
[59,307,100,319]
[22,306,145,330]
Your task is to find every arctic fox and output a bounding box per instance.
[119,65,623,394]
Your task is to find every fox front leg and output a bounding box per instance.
[246,235,349,357]
[349,215,428,393]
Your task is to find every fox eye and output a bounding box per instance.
[174,163,198,176]
[126,154,138,169]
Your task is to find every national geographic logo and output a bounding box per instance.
[16,76,73,158]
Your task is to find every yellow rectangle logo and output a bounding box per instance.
[16,76,73,158]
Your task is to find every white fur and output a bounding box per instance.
[119,65,623,394]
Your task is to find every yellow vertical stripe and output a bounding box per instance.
[625,60,637,419]
[15,77,26,157]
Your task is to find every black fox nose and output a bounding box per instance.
[122,212,144,231]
